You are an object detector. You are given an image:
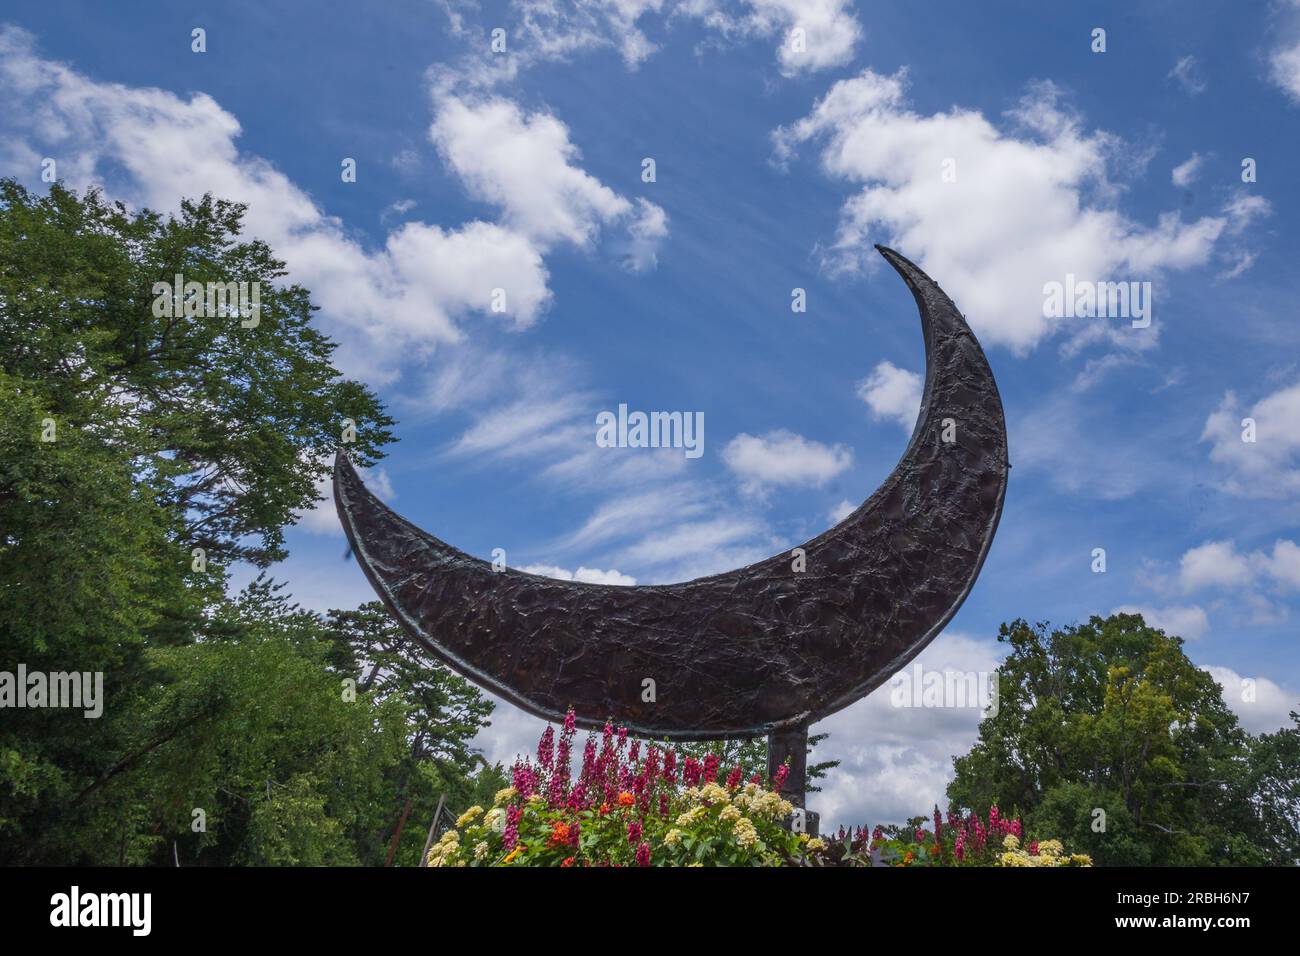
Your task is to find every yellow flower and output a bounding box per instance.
[456,806,484,828]
[806,838,826,852]
[675,806,705,827]
[1070,853,1093,867]
[503,844,525,864]
[732,818,759,848]
[473,841,489,861]
[493,787,517,807]
[1037,839,1064,857]
[1002,834,1020,850]
[699,782,730,805]
[719,805,741,823]
[664,829,684,847]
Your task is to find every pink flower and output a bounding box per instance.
[682,757,702,788]
[635,841,651,867]
[503,805,521,851]
[563,709,576,737]
[773,764,789,792]
[726,765,743,789]
[628,820,642,844]
[702,753,721,783]
[511,760,537,799]
[662,749,677,782]
[537,725,555,770]
[568,783,587,810]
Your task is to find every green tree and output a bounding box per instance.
[947,614,1290,865]
[0,180,508,865]
[323,601,499,865]
[0,179,394,569]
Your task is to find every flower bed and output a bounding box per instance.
[426,711,1090,868]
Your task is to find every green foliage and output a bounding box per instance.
[947,614,1295,866]
[0,179,394,567]
[0,180,493,866]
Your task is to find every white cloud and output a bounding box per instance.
[429,93,666,261]
[1273,42,1300,102]
[513,0,667,69]
[1269,0,1300,106]
[1111,603,1210,640]
[772,70,1256,353]
[1178,540,1254,591]
[694,0,863,75]
[1167,55,1207,95]
[1202,381,1300,497]
[617,198,670,272]
[722,429,852,494]
[1171,152,1204,188]
[432,1,861,87]
[1201,666,1298,734]
[812,632,1000,828]
[562,485,712,550]
[828,499,855,524]
[857,360,922,430]
[295,465,395,536]
[517,564,637,585]
[0,25,559,385]
[1178,538,1300,593]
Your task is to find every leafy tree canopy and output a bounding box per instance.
[947,614,1298,865]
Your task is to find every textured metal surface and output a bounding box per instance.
[335,246,1008,740]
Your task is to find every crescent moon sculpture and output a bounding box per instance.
[335,246,1007,782]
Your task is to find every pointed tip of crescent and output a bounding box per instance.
[874,244,922,284]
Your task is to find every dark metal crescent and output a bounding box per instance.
[334,245,1008,740]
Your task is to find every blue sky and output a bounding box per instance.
[3,0,1299,827]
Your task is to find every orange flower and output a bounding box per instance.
[903,851,914,865]
[549,822,571,846]
[598,803,611,815]
[561,856,575,867]
[618,792,635,807]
